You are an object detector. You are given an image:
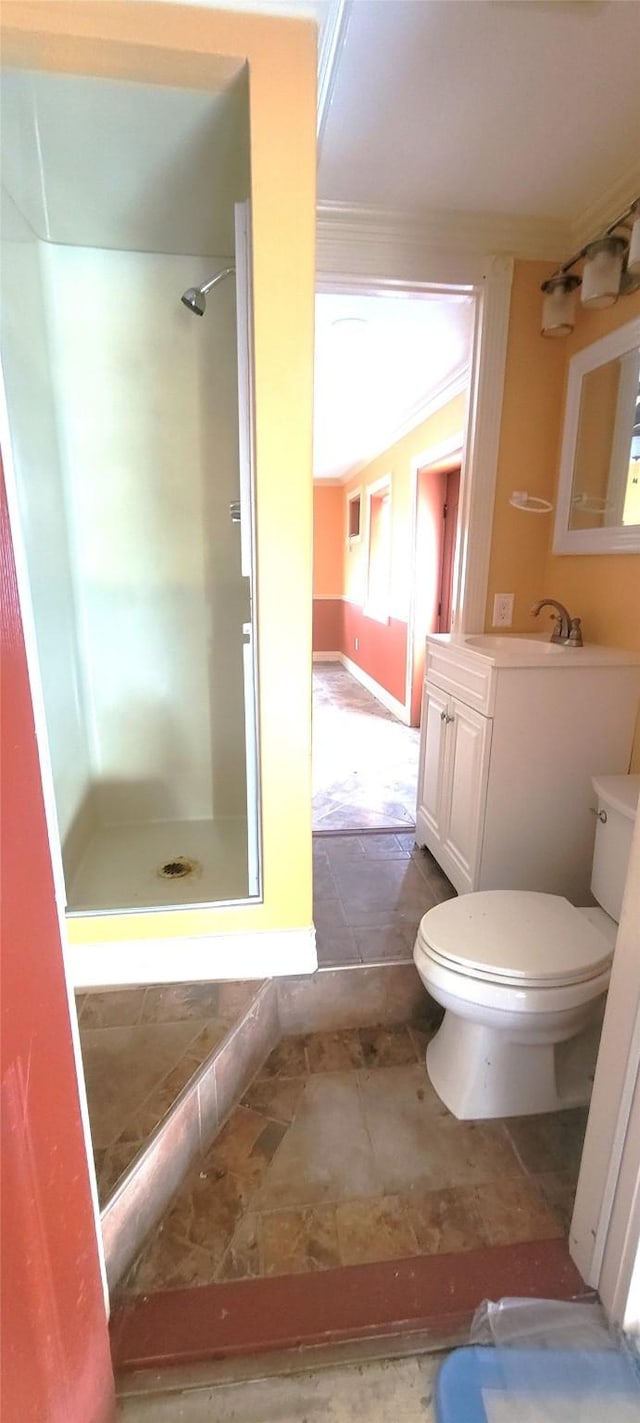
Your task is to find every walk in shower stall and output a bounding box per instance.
[1,63,261,916]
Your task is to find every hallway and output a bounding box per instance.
[312,662,420,832]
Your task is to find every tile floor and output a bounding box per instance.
[76,981,259,1205]
[313,662,420,831]
[314,830,456,968]
[120,1021,586,1298]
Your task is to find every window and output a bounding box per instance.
[366,478,391,621]
[347,489,361,542]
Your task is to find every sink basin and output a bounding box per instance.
[464,635,567,655]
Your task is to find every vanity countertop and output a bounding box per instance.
[426,632,640,669]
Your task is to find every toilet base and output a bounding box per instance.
[426,1010,598,1120]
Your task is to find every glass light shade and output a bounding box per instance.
[628,210,640,279]
[540,274,580,337]
[581,236,627,309]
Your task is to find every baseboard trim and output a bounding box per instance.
[68,926,317,990]
[340,653,409,724]
[312,651,342,662]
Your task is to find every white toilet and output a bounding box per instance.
[413,774,639,1120]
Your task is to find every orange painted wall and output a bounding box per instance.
[486,259,640,765]
[484,260,566,633]
[313,484,344,595]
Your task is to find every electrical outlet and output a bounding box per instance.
[354,636,359,651]
[492,593,514,628]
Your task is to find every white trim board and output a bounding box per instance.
[313,649,409,721]
[67,925,317,989]
[317,201,568,268]
[340,653,409,724]
[316,230,514,635]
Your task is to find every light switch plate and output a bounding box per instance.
[492,593,514,627]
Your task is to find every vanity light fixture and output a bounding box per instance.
[540,195,640,337]
[541,273,581,337]
[627,202,640,281]
[581,236,627,309]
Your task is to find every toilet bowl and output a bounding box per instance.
[413,774,639,1120]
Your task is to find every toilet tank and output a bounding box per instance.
[591,774,640,922]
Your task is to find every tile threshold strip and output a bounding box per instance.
[313,824,416,837]
[111,1239,593,1374]
[116,1326,465,1398]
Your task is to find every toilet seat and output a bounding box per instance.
[417,890,612,990]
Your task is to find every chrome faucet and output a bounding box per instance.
[531,598,583,647]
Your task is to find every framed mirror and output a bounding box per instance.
[553,315,640,554]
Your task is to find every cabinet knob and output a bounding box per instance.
[440,708,447,721]
[590,807,607,824]
[445,713,455,724]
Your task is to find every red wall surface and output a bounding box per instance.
[312,597,343,653]
[1,467,115,1423]
[312,598,408,706]
[342,604,408,705]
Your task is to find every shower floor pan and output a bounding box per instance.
[66,816,250,913]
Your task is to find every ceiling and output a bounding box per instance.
[314,291,474,480]
[166,1,639,479]
[318,0,640,235]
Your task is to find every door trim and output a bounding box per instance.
[405,435,465,717]
[316,234,514,678]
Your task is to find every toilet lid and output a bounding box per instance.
[419,891,612,986]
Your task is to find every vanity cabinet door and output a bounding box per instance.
[441,698,492,892]
[416,680,449,844]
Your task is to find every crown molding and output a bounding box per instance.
[314,363,469,484]
[316,201,570,269]
[570,162,640,252]
[317,0,351,148]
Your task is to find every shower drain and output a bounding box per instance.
[157,855,199,880]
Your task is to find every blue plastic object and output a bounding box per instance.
[435,1345,640,1422]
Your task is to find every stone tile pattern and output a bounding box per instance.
[312,662,420,832]
[121,1020,586,1297]
[313,831,455,969]
[76,982,260,1206]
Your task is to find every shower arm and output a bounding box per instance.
[200,267,235,295]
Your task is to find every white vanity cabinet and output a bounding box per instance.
[415,635,640,901]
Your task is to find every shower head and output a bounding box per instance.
[181,286,206,315]
[180,266,235,317]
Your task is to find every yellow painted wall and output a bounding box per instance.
[484,261,567,633]
[486,258,640,766]
[313,484,344,596]
[343,392,467,615]
[2,2,317,949]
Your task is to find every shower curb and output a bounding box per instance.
[101,980,279,1292]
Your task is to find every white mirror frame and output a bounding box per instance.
[553,315,640,555]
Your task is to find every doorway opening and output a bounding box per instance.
[312,286,473,835]
[409,459,461,727]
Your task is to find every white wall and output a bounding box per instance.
[0,194,93,856]
[41,244,248,828]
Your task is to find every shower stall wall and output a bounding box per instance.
[1,65,260,915]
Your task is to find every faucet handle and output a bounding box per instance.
[568,617,583,647]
